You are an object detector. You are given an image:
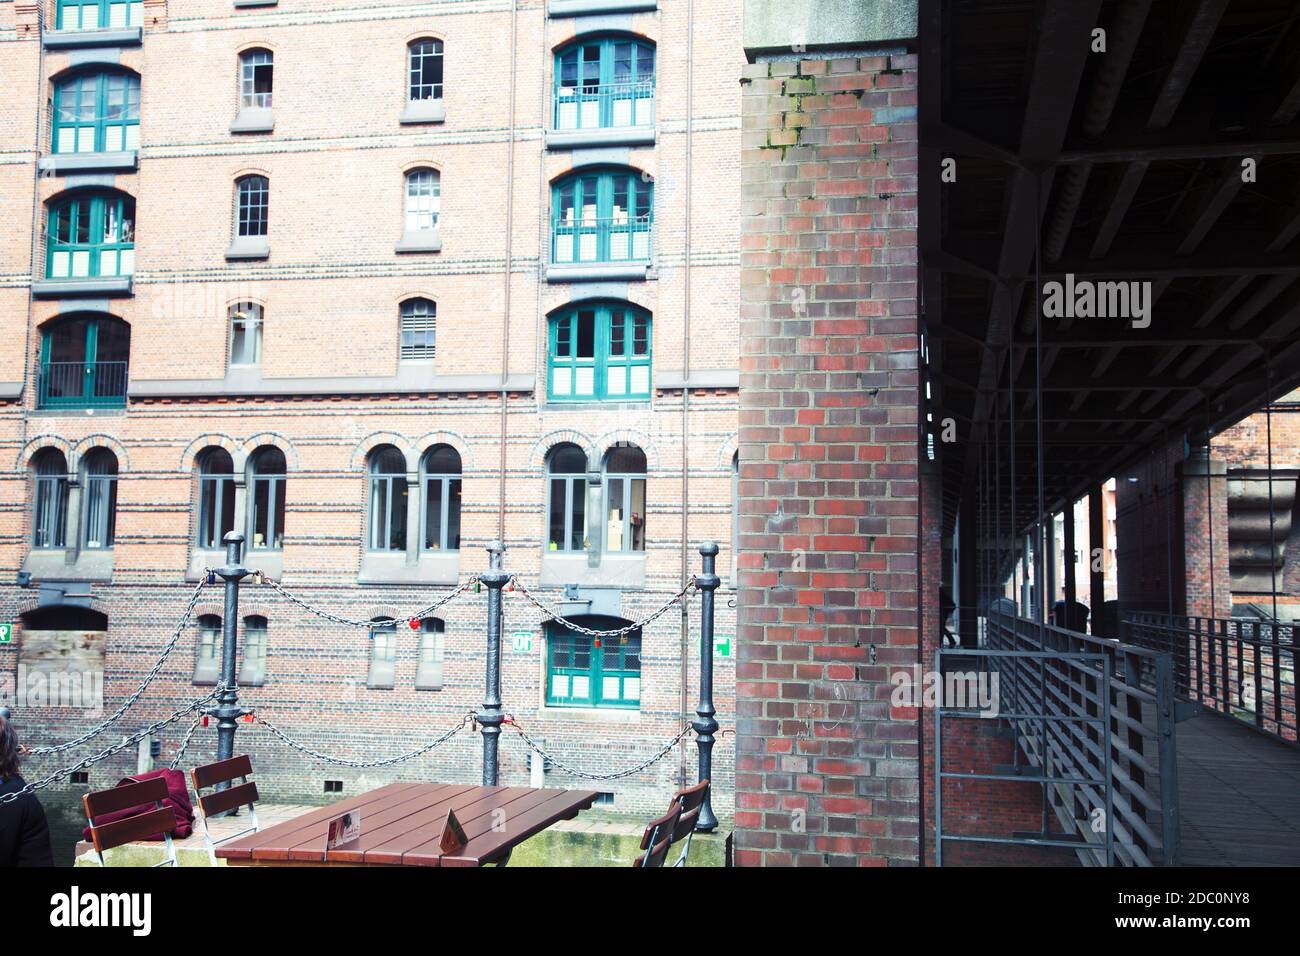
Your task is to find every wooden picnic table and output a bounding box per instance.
[215,782,599,867]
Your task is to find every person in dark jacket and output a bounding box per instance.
[0,715,55,866]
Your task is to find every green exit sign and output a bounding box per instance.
[511,631,533,654]
[0,624,11,644]
[713,635,731,658]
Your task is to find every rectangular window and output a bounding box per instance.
[368,475,408,551]
[546,631,640,708]
[548,305,650,402]
[83,472,117,549]
[408,40,444,101]
[423,476,462,551]
[33,476,69,549]
[193,618,220,685]
[548,476,587,551]
[368,627,396,689]
[236,177,269,238]
[415,621,444,690]
[230,305,262,366]
[605,474,645,552]
[250,474,284,550]
[198,474,235,549]
[241,52,273,109]
[240,619,267,686]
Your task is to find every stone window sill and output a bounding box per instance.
[32,276,133,298]
[43,27,143,50]
[22,548,115,583]
[38,151,138,174]
[546,126,656,150]
[230,107,275,134]
[547,261,649,283]
[226,237,270,261]
[358,550,460,586]
[400,99,446,125]
[539,551,646,588]
[548,0,657,16]
[395,230,442,254]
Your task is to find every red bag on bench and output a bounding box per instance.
[81,768,195,841]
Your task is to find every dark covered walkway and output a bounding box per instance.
[1177,712,1300,866]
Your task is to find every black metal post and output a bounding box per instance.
[211,532,250,775]
[692,541,720,832]
[479,541,508,786]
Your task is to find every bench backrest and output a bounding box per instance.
[83,777,177,854]
[190,754,260,817]
[634,806,680,867]
[667,779,709,843]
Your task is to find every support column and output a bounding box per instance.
[1089,486,1106,634]
[958,490,978,647]
[1062,500,1077,609]
[1182,444,1230,619]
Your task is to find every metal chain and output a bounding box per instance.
[168,715,203,771]
[252,712,473,768]
[1,690,221,805]
[258,576,476,629]
[27,577,212,756]
[504,717,694,781]
[508,576,697,637]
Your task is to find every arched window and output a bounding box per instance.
[38,314,130,409]
[399,298,436,361]
[56,0,143,31]
[551,168,651,265]
[548,302,650,401]
[239,49,274,109]
[407,39,444,102]
[47,192,134,280]
[546,616,640,708]
[367,446,408,552]
[32,449,70,550]
[415,618,445,690]
[368,616,397,689]
[603,445,645,552]
[81,448,118,550]
[235,176,269,237]
[547,443,588,552]
[52,70,140,154]
[240,615,267,686]
[247,447,286,551]
[554,36,655,131]
[229,303,262,367]
[422,445,461,552]
[404,169,440,234]
[194,614,221,685]
[196,448,236,549]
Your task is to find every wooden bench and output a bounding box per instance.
[190,755,261,866]
[83,777,178,867]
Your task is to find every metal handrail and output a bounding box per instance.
[984,611,1179,865]
[551,213,653,265]
[553,79,655,130]
[1124,612,1297,745]
[37,360,128,409]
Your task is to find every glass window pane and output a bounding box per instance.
[548,478,567,550]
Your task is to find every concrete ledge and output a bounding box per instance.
[394,230,442,253]
[546,126,656,150]
[22,550,114,583]
[129,372,536,399]
[234,0,277,6]
[547,262,649,283]
[38,151,138,174]
[42,27,142,50]
[400,99,447,125]
[654,368,740,390]
[743,0,918,55]
[31,276,132,298]
[539,551,646,588]
[358,551,460,585]
[230,107,275,134]
[244,550,282,580]
[226,237,270,261]
[0,381,23,401]
[549,0,657,16]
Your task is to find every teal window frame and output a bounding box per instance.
[46,192,135,280]
[547,301,651,401]
[550,168,652,265]
[38,314,130,410]
[52,71,140,154]
[553,35,655,131]
[545,621,641,709]
[56,0,145,31]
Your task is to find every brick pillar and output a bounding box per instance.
[735,53,920,866]
[1183,445,1231,619]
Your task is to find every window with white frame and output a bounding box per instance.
[368,617,397,689]
[407,39,444,102]
[404,170,440,234]
[229,302,262,367]
[240,50,273,109]
[81,448,118,550]
[415,618,445,690]
[367,446,408,552]
[240,615,267,685]
[194,614,220,684]
[196,447,236,550]
[399,298,436,362]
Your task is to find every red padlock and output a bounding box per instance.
[409,618,421,630]
[594,637,602,649]
[202,716,209,728]
[243,713,254,723]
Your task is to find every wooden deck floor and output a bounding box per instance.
[1176,713,1300,866]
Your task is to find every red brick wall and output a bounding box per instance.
[735,53,920,866]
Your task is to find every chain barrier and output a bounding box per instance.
[168,714,204,771]
[26,577,212,757]
[503,715,694,781]
[250,712,474,768]
[0,690,221,805]
[258,576,476,629]
[508,576,697,637]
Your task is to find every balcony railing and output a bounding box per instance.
[551,214,652,265]
[38,361,128,409]
[553,80,655,131]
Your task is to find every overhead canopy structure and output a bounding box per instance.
[920,0,1300,538]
